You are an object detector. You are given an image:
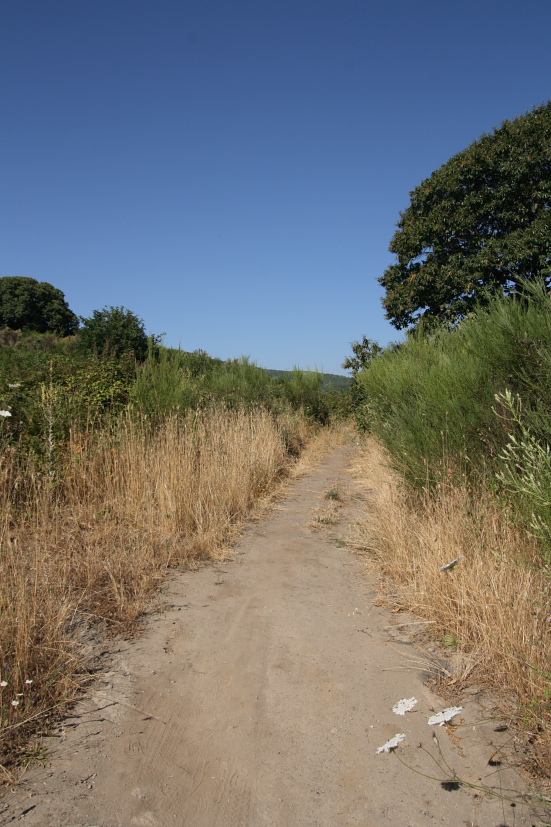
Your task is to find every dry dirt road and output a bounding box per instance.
[2,444,536,826]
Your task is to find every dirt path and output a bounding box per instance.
[3,444,534,826]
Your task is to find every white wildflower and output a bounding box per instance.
[11,699,19,706]
[0,680,7,687]
[0,411,12,418]
[16,693,23,697]
[25,679,33,685]
[376,733,406,753]
[428,706,463,726]
[8,383,20,389]
[392,697,418,715]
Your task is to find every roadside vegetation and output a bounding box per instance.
[0,316,347,771]
[347,102,551,779]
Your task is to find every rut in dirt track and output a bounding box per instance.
[5,444,532,827]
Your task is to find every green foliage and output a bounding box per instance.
[342,336,384,419]
[0,277,78,336]
[355,328,488,483]
[355,281,551,559]
[130,346,203,419]
[342,336,383,378]
[0,342,136,462]
[495,389,551,553]
[380,101,551,329]
[131,349,339,424]
[178,349,224,378]
[205,357,275,410]
[77,306,152,361]
[267,369,350,392]
[275,368,331,423]
[357,281,551,480]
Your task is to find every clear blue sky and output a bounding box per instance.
[2,0,550,374]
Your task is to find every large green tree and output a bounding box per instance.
[380,101,551,329]
[0,276,79,335]
[78,306,150,361]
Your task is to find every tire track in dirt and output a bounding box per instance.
[3,444,534,826]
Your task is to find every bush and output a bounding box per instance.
[355,280,551,559]
[0,346,136,463]
[356,281,551,479]
[77,306,151,361]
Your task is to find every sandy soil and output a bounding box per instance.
[2,444,537,826]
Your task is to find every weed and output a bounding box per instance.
[18,742,48,767]
[441,634,459,650]
[312,504,341,526]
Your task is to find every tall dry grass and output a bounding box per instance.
[0,406,313,766]
[352,436,551,776]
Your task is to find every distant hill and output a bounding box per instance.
[265,369,350,391]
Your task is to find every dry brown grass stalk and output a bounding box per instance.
[351,436,551,776]
[289,421,354,477]
[0,406,319,767]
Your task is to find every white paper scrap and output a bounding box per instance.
[392,697,417,716]
[428,706,463,726]
[376,733,406,754]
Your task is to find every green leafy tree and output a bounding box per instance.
[380,101,551,329]
[78,306,151,361]
[0,276,79,335]
[342,336,384,421]
[342,336,383,377]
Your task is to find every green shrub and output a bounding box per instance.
[355,280,551,560]
[0,347,136,463]
[130,350,339,424]
[130,346,200,420]
[77,306,151,361]
[356,281,551,485]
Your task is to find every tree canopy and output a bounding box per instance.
[380,101,551,329]
[0,276,79,336]
[78,306,150,361]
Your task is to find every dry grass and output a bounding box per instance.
[289,420,354,478]
[310,485,346,528]
[311,503,342,527]
[351,436,551,777]
[0,406,318,767]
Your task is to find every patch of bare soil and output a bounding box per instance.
[1,445,539,826]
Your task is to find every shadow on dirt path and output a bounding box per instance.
[2,443,536,826]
